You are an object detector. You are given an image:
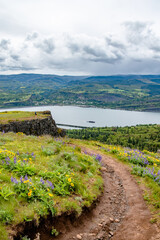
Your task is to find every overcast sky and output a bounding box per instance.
[1,0,160,75]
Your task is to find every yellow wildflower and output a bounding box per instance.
[71,183,74,187]
[28,190,32,197]
[68,178,71,182]
[48,193,53,197]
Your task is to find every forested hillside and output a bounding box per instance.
[67,124,160,152]
[0,74,160,111]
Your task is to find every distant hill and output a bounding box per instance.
[0,73,160,111]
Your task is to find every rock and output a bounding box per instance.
[0,115,65,137]
[115,219,120,223]
[34,233,40,240]
[98,223,103,226]
[76,234,82,239]
[101,167,107,172]
[109,231,114,236]
[109,218,114,222]
[88,233,96,236]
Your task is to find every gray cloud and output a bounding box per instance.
[106,37,125,49]
[123,21,152,45]
[150,45,160,52]
[34,38,55,54]
[66,35,124,64]
[11,54,20,61]
[1,23,160,75]
[82,45,123,63]
[0,57,6,62]
[0,39,10,50]
[26,32,39,41]
[67,42,80,53]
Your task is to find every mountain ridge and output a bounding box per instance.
[0,73,160,111]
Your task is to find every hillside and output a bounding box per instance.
[0,133,160,239]
[0,74,160,111]
[0,132,103,239]
[67,124,160,152]
[0,113,159,239]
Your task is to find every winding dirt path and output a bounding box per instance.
[33,146,160,240]
[55,147,160,240]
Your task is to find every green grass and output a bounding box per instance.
[0,111,50,124]
[69,139,160,224]
[0,132,103,239]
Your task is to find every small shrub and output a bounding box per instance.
[0,210,13,224]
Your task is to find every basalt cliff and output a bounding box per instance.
[0,111,65,137]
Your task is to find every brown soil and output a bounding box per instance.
[13,147,160,240]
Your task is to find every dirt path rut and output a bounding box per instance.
[36,147,160,240]
[58,147,159,240]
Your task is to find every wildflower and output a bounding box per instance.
[68,178,71,182]
[20,176,23,183]
[28,191,32,197]
[14,157,17,164]
[11,176,18,184]
[46,180,54,189]
[71,183,74,187]
[24,175,28,180]
[40,178,45,185]
[96,154,102,162]
[48,193,53,197]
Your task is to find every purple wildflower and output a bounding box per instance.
[46,180,54,189]
[24,175,28,180]
[40,178,45,185]
[20,176,23,183]
[11,176,18,184]
[14,157,17,164]
[96,154,102,162]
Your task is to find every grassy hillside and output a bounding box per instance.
[67,124,160,152]
[72,139,160,224]
[0,74,160,111]
[0,111,50,124]
[0,132,103,239]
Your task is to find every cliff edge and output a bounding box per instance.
[0,110,65,137]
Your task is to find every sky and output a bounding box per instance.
[0,0,160,75]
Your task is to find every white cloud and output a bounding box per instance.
[0,0,160,74]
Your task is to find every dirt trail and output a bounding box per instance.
[56,147,159,240]
[33,147,160,240]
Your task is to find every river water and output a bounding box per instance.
[1,105,160,129]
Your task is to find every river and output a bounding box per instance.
[1,105,160,129]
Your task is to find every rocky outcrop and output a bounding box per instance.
[0,115,65,137]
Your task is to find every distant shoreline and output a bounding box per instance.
[0,104,160,113]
